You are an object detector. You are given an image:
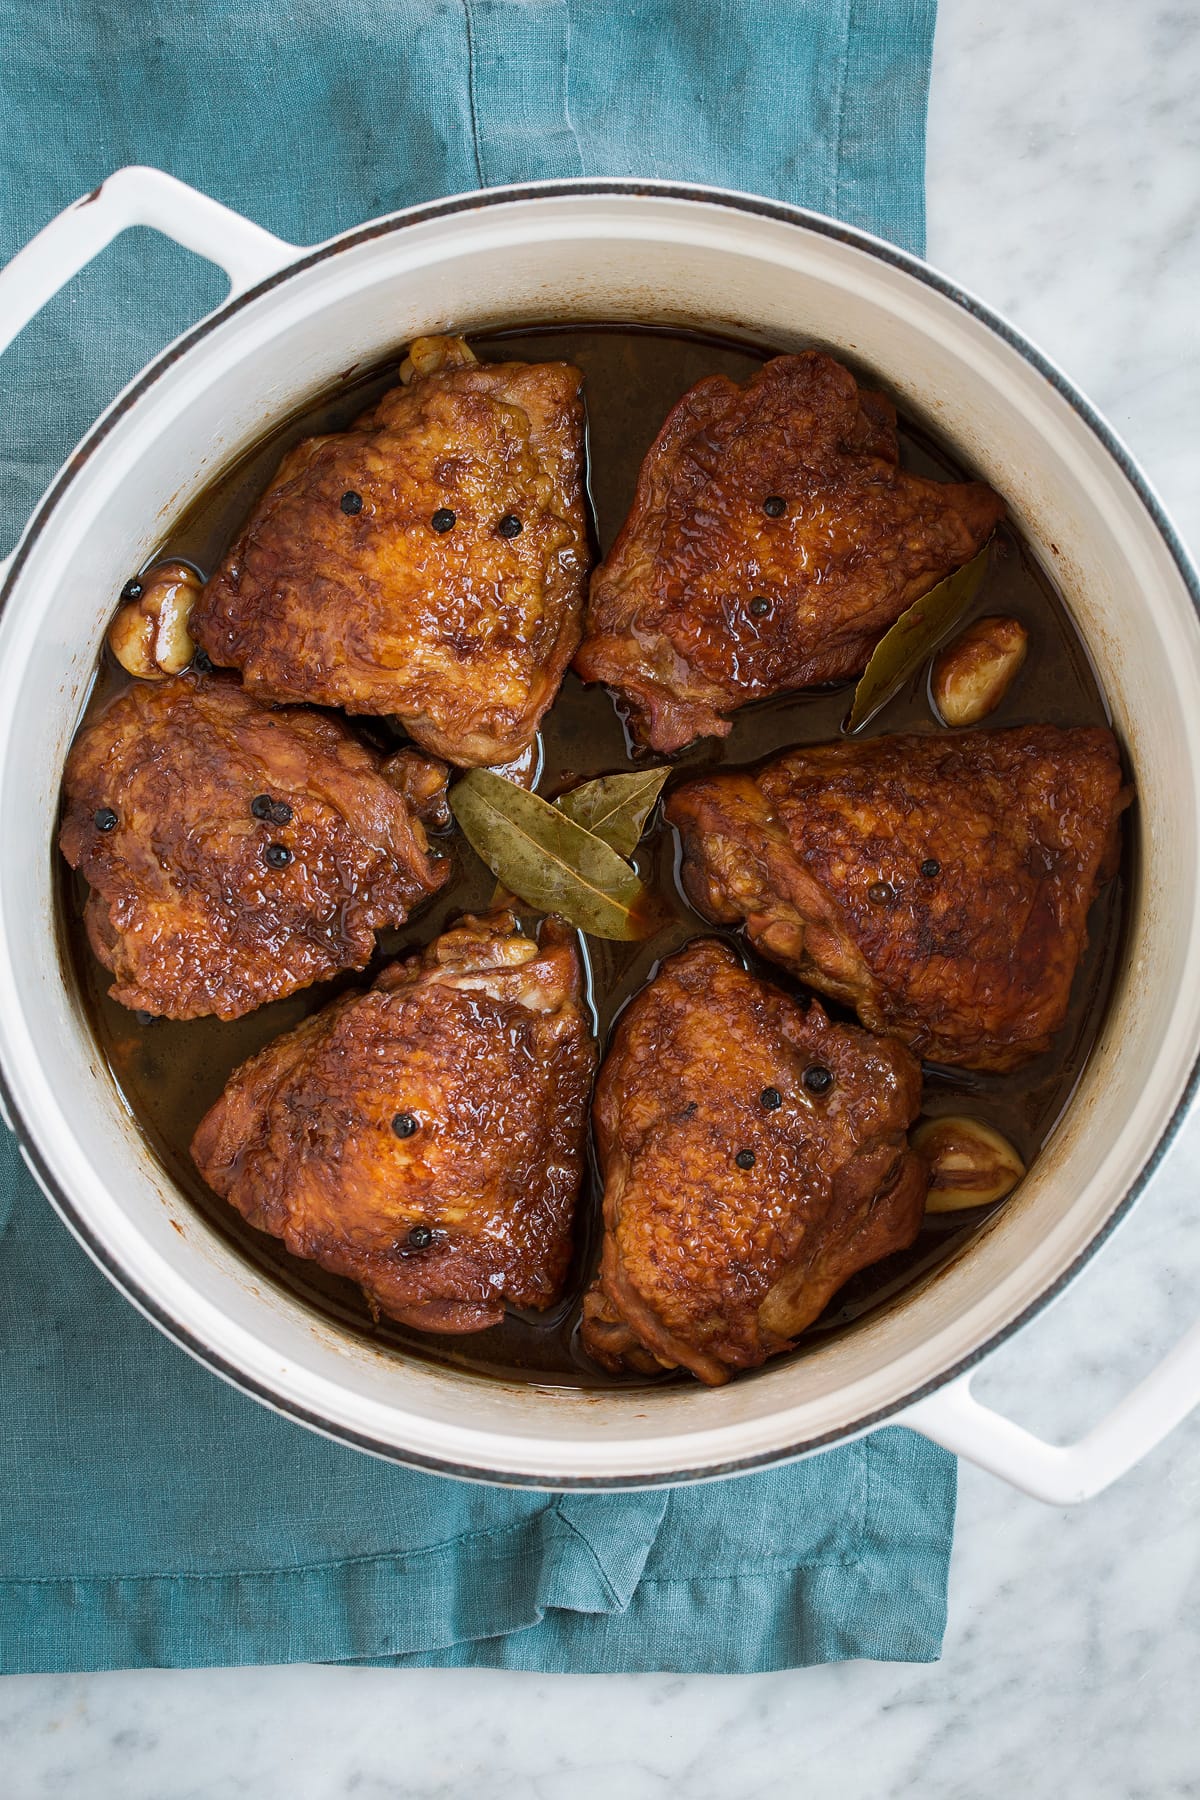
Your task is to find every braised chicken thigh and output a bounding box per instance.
[575,351,1004,751]
[668,726,1128,1072]
[581,940,926,1385]
[191,912,596,1332]
[59,673,448,1020]
[192,337,591,767]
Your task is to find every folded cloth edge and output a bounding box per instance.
[0,1432,951,1673]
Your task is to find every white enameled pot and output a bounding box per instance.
[2,169,1200,1503]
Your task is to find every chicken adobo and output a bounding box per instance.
[581,939,926,1385]
[668,726,1128,1072]
[575,350,1005,751]
[60,324,1133,1389]
[191,336,590,767]
[191,912,597,1332]
[60,673,448,1020]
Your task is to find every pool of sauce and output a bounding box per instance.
[59,325,1128,1387]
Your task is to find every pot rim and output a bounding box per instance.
[4,175,1199,1487]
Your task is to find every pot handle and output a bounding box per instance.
[900,1315,1200,1503]
[0,165,297,363]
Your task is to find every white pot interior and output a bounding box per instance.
[2,189,1199,1483]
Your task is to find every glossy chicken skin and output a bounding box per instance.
[668,726,1128,1072]
[59,673,448,1020]
[575,351,1005,751]
[192,341,591,766]
[580,940,926,1385]
[191,913,597,1332]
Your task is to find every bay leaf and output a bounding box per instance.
[449,769,655,941]
[555,766,670,857]
[846,541,993,733]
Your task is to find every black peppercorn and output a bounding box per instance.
[497,513,523,538]
[251,794,294,827]
[340,490,363,514]
[735,1149,756,1170]
[431,508,456,532]
[760,1086,783,1110]
[867,879,895,905]
[762,495,786,517]
[391,1113,418,1139]
[921,858,942,879]
[263,843,292,869]
[803,1064,834,1095]
[407,1225,434,1249]
[120,579,143,601]
[192,648,214,674]
[93,807,118,832]
[749,596,771,618]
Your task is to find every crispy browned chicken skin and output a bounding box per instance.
[59,673,448,1020]
[191,913,597,1332]
[575,351,1005,751]
[668,726,1128,1072]
[580,940,926,1385]
[192,345,591,766]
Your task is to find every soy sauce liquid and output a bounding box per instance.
[61,326,1126,1386]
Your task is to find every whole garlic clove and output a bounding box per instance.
[913,1115,1026,1212]
[108,562,203,680]
[931,615,1029,727]
[399,335,478,384]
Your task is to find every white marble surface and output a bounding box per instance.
[4,2,1200,1793]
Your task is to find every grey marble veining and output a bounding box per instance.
[3,2,1200,1794]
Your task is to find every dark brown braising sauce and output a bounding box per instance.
[60,326,1128,1387]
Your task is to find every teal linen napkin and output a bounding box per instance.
[0,0,953,1675]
